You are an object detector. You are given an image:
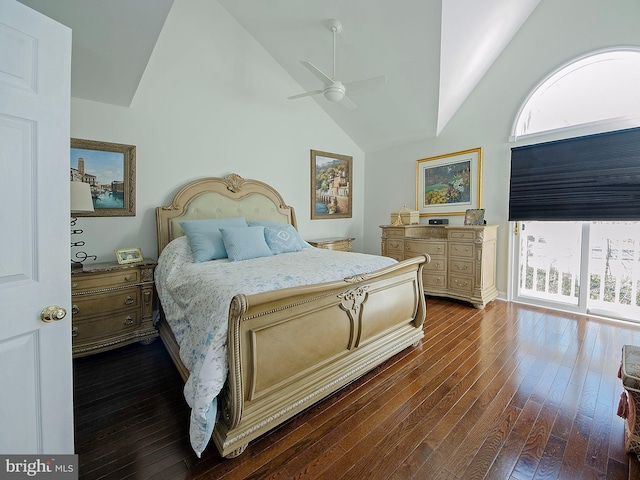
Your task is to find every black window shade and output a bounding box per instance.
[509,126,640,221]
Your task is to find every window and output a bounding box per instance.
[512,47,640,140]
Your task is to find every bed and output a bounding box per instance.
[154,173,428,458]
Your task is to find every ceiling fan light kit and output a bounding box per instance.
[287,19,386,109]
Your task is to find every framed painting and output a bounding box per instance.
[70,138,136,217]
[310,149,353,219]
[415,147,482,216]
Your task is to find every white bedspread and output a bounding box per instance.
[155,236,396,456]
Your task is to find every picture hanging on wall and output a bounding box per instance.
[310,149,353,219]
[70,138,136,217]
[415,147,482,216]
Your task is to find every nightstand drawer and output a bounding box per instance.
[72,309,141,344]
[72,269,140,292]
[72,287,140,318]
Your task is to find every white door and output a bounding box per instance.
[0,0,73,453]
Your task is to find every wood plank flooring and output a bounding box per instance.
[73,297,640,479]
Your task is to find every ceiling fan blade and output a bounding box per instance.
[300,61,333,85]
[287,89,324,100]
[343,75,387,91]
[339,94,358,110]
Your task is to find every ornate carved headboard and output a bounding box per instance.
[155,173,297,255]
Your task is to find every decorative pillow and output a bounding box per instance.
[179,217,248,262]
[263,224,310,254]
[220,226,273,262]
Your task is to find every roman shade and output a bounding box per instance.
[509,126,640,221]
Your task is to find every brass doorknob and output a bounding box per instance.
[40,305,67,323]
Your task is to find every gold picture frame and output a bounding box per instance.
[115,247,143,265]
[415,147,482,216]
[310,149,353,219]
[70,138,136,217]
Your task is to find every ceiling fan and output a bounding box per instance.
[287,19,386,109]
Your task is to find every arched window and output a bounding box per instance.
[512,47,640,140]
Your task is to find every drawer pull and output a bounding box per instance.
[454,279,469,287]
[124,316,134,326]
[124,296,134,305]
[455,264,469,270]
[71,282,78,289]
[435,262,441,268]
[124,275,133,282]
[71,327,79,337]
[390,242,400,248]
[72,304,79,315]
[405,245,411,251]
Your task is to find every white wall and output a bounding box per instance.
[71,0,364,264]
[363,0,640,297]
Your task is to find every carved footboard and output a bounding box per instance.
[212,254,428,457]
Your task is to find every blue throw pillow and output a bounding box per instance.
[263,224,309,254]
[179,217,248,262]
[220,226,273,262]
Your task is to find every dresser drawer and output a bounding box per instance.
[448,230,476,241]
[448,274,474,293]
[449,243,474,258]
[72,287,140,318]
[385,238,404,252]
[72,269,140,293]
[449,258,474,275]
[383,228,406,238]
[424,257,446,272]
[72,309,142,344]
[405,240,447,257]
[423,273,446,289]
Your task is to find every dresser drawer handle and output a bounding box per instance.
[436,246,442,252]
[72,304,79,315]
[71,282,78,289]
[434,262,441,268]
[124,316,134,326]
[405,245,411,251]
[454,279,469,287]
[71,327,79,337]
[124,275,133,282]
[390,242,401,248]
[455,264,469,270]
[124,296,134,305]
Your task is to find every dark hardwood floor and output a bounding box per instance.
[73,297,640,479]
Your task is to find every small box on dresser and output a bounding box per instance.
[71,259,158,357]
[380,224,498,308]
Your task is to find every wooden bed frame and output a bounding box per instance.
[155,173,428,458]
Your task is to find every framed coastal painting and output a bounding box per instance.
[310,149,353,219]
[415,147,482,216]
[70,138,136,217]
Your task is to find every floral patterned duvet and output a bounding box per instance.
[154,236,397,456]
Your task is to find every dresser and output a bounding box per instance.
[307,237,355,252]
[380,224,498,308]
[70,260,158,357]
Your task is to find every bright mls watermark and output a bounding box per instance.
[0,455,78,479]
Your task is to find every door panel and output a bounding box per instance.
[0,0,73,453]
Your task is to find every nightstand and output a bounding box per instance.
[70,259,158,357]
[307,237,355,252]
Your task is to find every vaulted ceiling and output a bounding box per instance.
[18,0,540,152]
